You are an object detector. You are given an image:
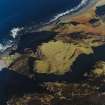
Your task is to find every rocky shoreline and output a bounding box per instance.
[1,0,105,105]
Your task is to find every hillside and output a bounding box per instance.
[1,0,105,105]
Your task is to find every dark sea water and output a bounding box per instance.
[0,0,85,51]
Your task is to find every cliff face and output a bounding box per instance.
[2,1,105,105]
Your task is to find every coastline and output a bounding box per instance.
[0,0,105,55]
[38,0,104,31]
[2,1,105,104]
[58,0,98,23]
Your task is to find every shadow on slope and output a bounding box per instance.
[16,31,57,53]
[0,68,42,105]
[34,44,105,83]
[1,44,105,104]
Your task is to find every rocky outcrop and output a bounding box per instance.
[2,1,105,105]
[91,61,105,77]
[34,41,93,75]
[7,82,105,105]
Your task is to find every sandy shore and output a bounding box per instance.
[57,0,97,22]
[96,0,105,6]
[1,0,104,55]
[59,0,105,22]
[38,0,105,31]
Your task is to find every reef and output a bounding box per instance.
[1,0,105,105]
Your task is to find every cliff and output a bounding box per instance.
[2,0,105,105]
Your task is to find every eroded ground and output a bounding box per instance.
[1,0,105,105]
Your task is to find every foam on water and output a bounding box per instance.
[50,0,89,22]
[0,27,24,53]
[10,27,24,39]
[0,0,94,53]
[0,40,13,52]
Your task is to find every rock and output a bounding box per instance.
[91,61,105,77]
[9,55,35,78]
[0,60,7,70]
[3,1,105,105]
[0,54,20,68]
[7,82,100,105]
[96,5,105,17]
[34,41,93,75]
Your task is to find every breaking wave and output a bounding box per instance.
[0,27,23,53]
[50,0,90,22]
[0,0,95,53]
[0,40,13,52]
[10,27,24,39]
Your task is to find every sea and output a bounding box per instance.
[0,0,98,104]
[0,0,92,52]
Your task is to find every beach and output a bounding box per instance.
[38,0,105,31]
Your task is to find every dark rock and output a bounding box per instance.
[16,31,57,53]
[96,5,105,16]
[9,55,35,78]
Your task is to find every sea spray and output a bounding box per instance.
[50,0,90,22]
[0,0,97,53]
[10,27,24,39]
